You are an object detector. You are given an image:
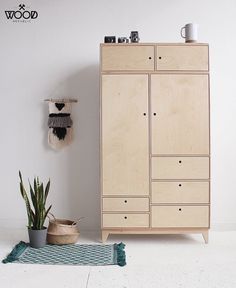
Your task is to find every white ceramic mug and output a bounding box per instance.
[181,23,198,43]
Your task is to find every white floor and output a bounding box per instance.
[0,229,236,288]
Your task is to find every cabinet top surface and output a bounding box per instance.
[101,43,209,47]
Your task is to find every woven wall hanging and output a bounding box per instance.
[45,99,77,150]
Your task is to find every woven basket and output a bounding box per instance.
[47,233,79,245]
[47,214,80,245]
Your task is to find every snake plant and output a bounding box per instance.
[19,171,52,230]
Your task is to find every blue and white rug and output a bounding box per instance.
[2,241,126,267]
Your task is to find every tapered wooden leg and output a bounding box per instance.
[102,231,109,243]
[202,230,209,244]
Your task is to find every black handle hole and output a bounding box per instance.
[143,113,146,116]
[149,57,152,59]
[159,56,162,59]
[179,184,182,187]
[153,113,156,116]
[179,208,182,211]
[124,200,127,203]
[179,160,182,164]
[124,216,127,219]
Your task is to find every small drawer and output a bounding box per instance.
[156,45,208,71]
[151,206,209,228]
[152,157,209,179]
[102,213,149,228]
[101,45,154,71]
[152,181,209,204]
[103,197,149,212]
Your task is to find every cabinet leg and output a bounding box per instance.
[202,231,209,244]
[102,231,109,243]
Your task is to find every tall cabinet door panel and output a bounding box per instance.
[102,75,149,196]
[151,74,209,155]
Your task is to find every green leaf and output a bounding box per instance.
[44,180,50,203]
[43,204,52,224]
[19,172,33,228]
[29,182,36,209]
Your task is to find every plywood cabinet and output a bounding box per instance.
[101,43,210,243]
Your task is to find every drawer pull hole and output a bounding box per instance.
[179,160,182,164]
[149,57,152,59]
[159,56,162,59]
[179,184,182,187]
[124,200,127,203]
[153,113,157,116]
[124,216,127,219]
[179,208,182,211]
[143,113,146,116]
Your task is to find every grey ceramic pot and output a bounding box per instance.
[28,227,47,248]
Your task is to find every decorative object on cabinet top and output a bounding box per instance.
[104,31,140,43]
[181,23,198,43]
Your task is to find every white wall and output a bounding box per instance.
[0,0,236,231]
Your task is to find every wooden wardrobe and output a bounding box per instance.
[100,43,210,243]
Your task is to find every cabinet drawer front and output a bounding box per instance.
[152,157,209,179]
[152,181,209,204]
[156,45,208,71]
[102,213,149,228]
[151,206,209,228]
[101,45,154,71]
[103,198,149,212]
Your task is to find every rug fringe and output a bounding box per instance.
[2,241,28,264]
[114,242,126,267]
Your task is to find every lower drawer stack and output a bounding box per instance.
[151,156,210,229]
[102,197,150,228]
[101,156,210,242]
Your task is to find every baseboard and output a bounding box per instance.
[211,223,236,231]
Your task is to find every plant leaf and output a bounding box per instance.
[43,204,52,224]
[44,180,50,203]
[29,182,36,209]
[19,172,33,228]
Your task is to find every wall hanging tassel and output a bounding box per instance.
[45,99,77,150]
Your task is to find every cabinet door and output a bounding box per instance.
[102,75,149,196]
[101,46,154,71]
[151,74,209,155]
[156,45,208,71]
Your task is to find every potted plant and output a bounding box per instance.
[19,171,52,248]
